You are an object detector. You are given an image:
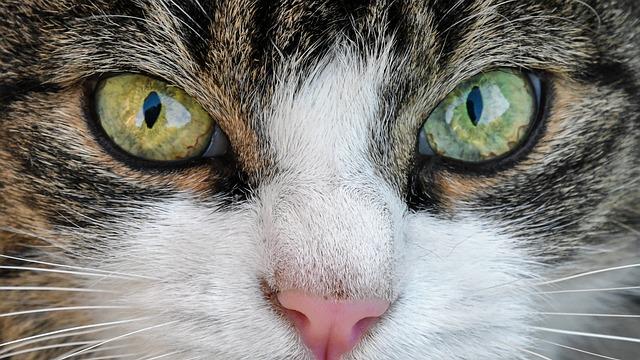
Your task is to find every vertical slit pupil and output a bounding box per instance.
[143,91,162,129]
[466,86,483,126]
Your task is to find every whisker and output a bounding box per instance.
[442,0,519,34]
[612,220,640,235]
[536,338,620,360]
[191,0,212,21]
[621,206,640,215]
[138,351,181,360]
[0,341,98,360]
[163,0,203,29]
[156,1,205,42]
[56,321,178,360]
[535,312,640,318]
[0,306,131,318]
[0,226,78,254]
[84,354,140,360]
[0,254,161,280]
[519,348,553,360]
[538,286,640,294]
[0,265,134,280]
[537,264,640,286]
[0,327,120,354]
[532,327,640,344]
[568,0,602,29]
[0,286,114,293]
[0,318,147,349]
[53,344,131,360]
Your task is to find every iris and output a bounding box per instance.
[95,74,217,162]
[420,69,537,163]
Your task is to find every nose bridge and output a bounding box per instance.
[262,176,396,299]
[259,49,399,300]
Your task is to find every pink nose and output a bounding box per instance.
[277,290,389,360]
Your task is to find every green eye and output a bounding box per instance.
[420,69,540,163]
[95,74,226,162]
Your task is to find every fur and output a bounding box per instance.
[0,0,638,359]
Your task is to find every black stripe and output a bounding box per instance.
[406,156,448,215]
[429,0,478,67]
[252,0,281,75]
[583,60,640,103]
[165,1,216,67]
[0,81,61,114]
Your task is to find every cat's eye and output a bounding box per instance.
[94,74,228,163]
[419,69,541,163]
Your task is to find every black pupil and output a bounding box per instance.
[466,86,483,126]
[143,91,162,129]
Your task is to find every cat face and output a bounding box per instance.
[1,1,639,359]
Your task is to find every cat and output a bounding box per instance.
[0,0,639,359]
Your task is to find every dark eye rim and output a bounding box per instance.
[416,69,550,175]
[85,73,232,171]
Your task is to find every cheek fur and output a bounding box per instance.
[67,194,540,359]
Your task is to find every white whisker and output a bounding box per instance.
[0,306,131,318]
[156,0,205,41]
[519,348,553,360]
[53,344,131,360]
[0,341,97,360]
[538,286,640,294]
[0,318,147,349]
[191,0,212,21]
[56,321,178,360]
[0,286,113,293]
[0,265,132,280]
[0,254,160,280]
[612,220,640,235]
[537,264,640,286]
[0,227,78,254]
[164,0,202,29]
[568,0,602,29]
[536,312,640,318]
[0,327,119,355]
[84,353,140,360]
[138,351,181,360]
[532,327,640,344]
[537,338,620,360]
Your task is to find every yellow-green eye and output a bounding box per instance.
[95,74,226,162]
[420,69,540,163]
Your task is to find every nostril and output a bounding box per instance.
[351,317,379,343]
[281,308,309,331]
